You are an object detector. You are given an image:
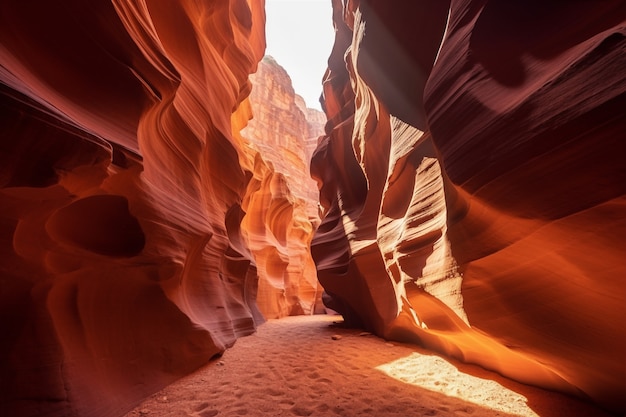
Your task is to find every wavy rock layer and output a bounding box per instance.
[312,0,626,412]
[241,56,325,318]
[0,1,317,416]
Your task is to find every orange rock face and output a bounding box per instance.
[241,56,325,318]
[0,1,319,416]
[312,0,626,412]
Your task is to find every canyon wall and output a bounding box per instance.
[241,55,325,318]
[0,1,318,416]
[312,0,626,412]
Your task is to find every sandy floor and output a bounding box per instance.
[124,315,614,417]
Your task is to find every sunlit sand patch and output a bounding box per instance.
[376,353,539,417]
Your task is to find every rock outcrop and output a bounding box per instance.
[241,55,325,318]
[0,1,318,416]
[312,0,626,412]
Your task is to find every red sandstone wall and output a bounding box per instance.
[312,0,626,412]
[0,1,316,416]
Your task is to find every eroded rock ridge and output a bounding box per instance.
[0,1,320,416]
[312,0,626,412]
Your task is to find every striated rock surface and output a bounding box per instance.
[312,0,626,413]
[0,1,318,416]
[241,56,325,318]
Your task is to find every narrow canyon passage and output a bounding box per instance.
[1,1,624,416]
[123,315,612,417]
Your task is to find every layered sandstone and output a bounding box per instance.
[241,55,325,318]
[0,1,317,416]
[312,0,626,413]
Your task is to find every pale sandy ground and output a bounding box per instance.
[124,315,615,417]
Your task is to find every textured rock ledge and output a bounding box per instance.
[312,0,626,412]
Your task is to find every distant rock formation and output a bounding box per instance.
[312,0,625,413]
[241,55,326,318]
[0,1,320,416]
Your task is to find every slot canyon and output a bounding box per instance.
[0,1,624,416]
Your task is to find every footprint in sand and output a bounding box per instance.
[193,402,210,412]
[192,402,219,417]
[278,399,295,410]
[262,387,284,397]
[290,405,314,416]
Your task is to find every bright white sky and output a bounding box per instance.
[264,0,335,110]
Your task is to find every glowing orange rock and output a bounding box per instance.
[312,0,626,412]
[241,56,325,318]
